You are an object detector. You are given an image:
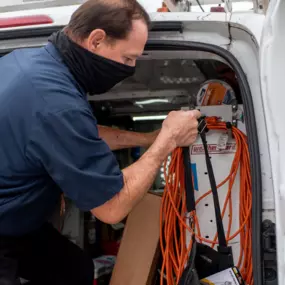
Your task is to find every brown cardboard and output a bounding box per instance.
[110,193,162,285]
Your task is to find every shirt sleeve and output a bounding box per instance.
[25,107,124,211]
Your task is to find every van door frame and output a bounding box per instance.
[145,40,263,285]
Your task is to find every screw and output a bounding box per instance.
[264,268,277,281]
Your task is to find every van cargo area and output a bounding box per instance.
[49,50,275,285]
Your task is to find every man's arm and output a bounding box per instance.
[97,125,159,150]
[91,110,200,224]
[91,131,173,223]
[25,105,199,225]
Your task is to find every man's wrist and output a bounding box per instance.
[144,130,175,164]
[156,129,176,153]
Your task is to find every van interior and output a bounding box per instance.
[85,50,275,285]
[0,42,277,285]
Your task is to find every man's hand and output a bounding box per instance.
[161,110,201,148]
[91,109,201,224]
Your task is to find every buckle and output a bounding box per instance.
[198,116,207,134]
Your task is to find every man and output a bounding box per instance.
[0,0,200,284]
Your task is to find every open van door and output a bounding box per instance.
[260,0,285,284]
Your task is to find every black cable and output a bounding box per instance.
[178,237,200,285]
[196,0,205,12]
[183,147,196,213]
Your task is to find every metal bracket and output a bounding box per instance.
[232,104,238,127]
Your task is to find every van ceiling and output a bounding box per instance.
[0,45,239,121]
[90,58,240,119]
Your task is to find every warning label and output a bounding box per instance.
[191,143,236,155]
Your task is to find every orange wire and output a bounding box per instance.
[159,118,253,285]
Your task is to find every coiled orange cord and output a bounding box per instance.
[159,117,252,285]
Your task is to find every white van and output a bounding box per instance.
[0,1,283,284]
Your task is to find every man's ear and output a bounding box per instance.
[86,29,107,52]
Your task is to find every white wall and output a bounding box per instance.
[0,0,253,14]
[138,0,162,12]
[191,1,253,11]
[138,0,253,12]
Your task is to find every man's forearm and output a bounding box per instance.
[91,131,174,224]
[98,125,157,150]
[92,110,200,224]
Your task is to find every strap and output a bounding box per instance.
[199,130,227,248]
[180,118,234,284]
[183,147,196,213]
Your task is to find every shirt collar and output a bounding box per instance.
[44,42,86,96]
[45,42,63,63]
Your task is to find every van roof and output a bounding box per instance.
[0,0,83,12]
[0,2,259,35]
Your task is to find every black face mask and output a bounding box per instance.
[48,31,135,95]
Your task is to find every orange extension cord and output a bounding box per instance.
[159,117,252,285]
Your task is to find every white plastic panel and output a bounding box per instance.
[184,105,247,265]
[186,130,242,265]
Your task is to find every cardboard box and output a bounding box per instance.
[110,193,162,285]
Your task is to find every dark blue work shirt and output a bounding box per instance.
[0,43,123,236]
